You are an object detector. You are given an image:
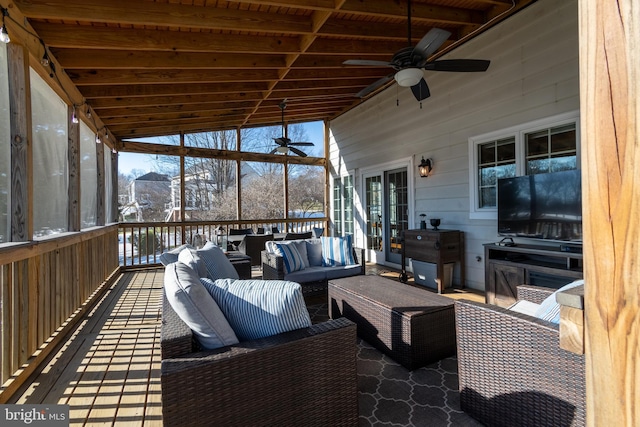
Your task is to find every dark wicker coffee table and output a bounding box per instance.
[329,275,456,370]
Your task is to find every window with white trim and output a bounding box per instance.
[332,174,353,236]
[469,112,580,219]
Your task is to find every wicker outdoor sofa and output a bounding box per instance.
[455,285,585,427]
[160,293,359,427]
[261,240,365,295]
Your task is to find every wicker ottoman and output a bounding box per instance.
[329,275,456,370]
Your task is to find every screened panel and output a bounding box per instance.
[184,130,237,150]
[118,153,176,222]
[31,69,69,238]
[80,122,97,228]
[241,161,283,220]
[183,156,236,221]
[287,164,324,219]
[105,148,114,223]
[0,44,9,242]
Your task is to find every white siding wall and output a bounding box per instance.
[328,0,579,291]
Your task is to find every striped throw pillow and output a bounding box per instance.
[320,235,356,266]
[534,279,584,324]
[197,244,239,280]
[201,278,312,341]
[274,242,306,274]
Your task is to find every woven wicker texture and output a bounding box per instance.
[329,276,456,370]
[161,292,359,427]
[454,287,585,427]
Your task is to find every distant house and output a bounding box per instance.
[121,172,170,222]
[165,162,260,221]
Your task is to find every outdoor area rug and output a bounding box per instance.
[307,303,483,427]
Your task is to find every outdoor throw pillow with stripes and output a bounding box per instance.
[201,278,312,341]
[534,279,584,324]
[197,243,239,280]
[273,242,306,273]
[320,235,356,267]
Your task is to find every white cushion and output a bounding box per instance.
[508,300,541,317]
[320,235,356,266]
[274,242,306,274]
[201,278,312,341]
[534,279,584,324]
[164,262,239,350]
[159,244,193,266]
[178,248,207,277]
[198,244,239,280]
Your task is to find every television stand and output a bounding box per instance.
[484,242,583,307]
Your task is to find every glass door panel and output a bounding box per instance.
[365,176,382,251]
[385,168,408,264]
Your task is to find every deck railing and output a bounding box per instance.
[0,225,120,398]
[118,218,328,268]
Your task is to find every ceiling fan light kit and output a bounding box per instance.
[268,100,314,157]
[343,0,490,105]
[395,68,423,87]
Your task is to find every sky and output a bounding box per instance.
[118,120,325,175]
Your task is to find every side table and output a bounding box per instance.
[226,251,252,279]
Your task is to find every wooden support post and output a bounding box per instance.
[7,43,32,241]
[67,105,80,231]
[579,0,639,425]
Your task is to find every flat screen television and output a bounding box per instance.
[497,169,582,242]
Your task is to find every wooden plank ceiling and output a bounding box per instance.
[9,0,537,140]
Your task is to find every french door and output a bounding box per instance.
[364,167,409,265]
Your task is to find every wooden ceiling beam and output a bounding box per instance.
[67,69,282,86]
[15,0,313,34]
[81,82,269,99]
[97,101,262,119]
[117,140,325,166]
[50,49,287,70]
[339,0,485,24]
[89,93,265,109]
[31,23,302,54]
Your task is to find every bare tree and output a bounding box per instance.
[288,166,325,217]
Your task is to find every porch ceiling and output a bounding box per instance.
[8,0,537,140]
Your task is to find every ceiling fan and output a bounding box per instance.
[343,0,490,102]
[269,100,314,157]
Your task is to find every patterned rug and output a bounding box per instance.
[307,303,483,427]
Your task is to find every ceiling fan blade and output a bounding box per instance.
[269,148,278,154]
[423,59,490,72]
[289,147,308,157]
[410,78,431,101]
[413,28,451,61]
[273,137,288,146]
[355,74,394,98]
[289,142,314,146]
[343,59,393,67]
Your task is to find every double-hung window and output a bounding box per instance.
[469,112,579,219]
[332,174,353,236]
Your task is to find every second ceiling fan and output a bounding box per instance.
[270,100,314,157]
[343,0,490,102]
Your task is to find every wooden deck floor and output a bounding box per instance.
[9,266,484,426]
[11,269,164,426]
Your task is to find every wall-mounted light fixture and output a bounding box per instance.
[418,156,433,178]
[0,8,10,44]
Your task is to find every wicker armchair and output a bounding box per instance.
[454,285,585,427]
[237,233,274,266]
[161,294,359,427]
